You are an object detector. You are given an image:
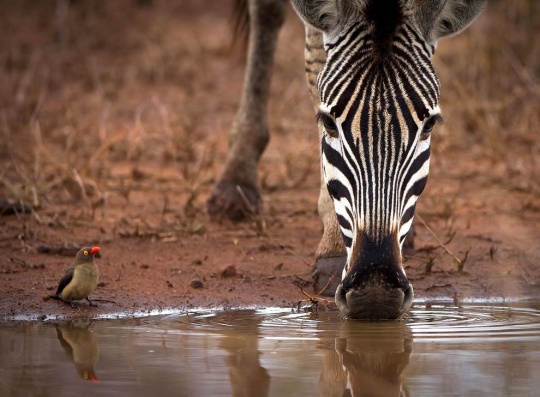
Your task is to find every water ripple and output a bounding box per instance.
[407,303,540,341]
[133,302,540,343]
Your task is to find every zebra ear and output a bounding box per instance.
[414,0,487,43]
[290,0,339,32]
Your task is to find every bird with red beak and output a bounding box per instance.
[48,246,101,307]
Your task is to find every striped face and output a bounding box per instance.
[317,21,442,319]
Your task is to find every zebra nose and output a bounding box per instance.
[335,277,414,320]
[336,235,413,319]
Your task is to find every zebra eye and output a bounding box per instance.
[421,114,443,140]
[317,113,339,138]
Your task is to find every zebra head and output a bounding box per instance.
[292,0,486,319]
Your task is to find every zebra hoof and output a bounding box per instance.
[207,181,260,221]
[312,256,346,297]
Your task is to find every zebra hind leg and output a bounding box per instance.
[207,0,287,221]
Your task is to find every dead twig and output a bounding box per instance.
[9,256,45,269]
[236,185,265,234]
[501,43,540,95]
[416,214,470,272]
[425,257,435,274]
[457,248,471,273]
[37,245,81,257]
[317,266,339,295]
[91,298,116,304]
[293,281,334,304]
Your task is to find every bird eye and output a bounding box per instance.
[317,113,339,138]
[420,114,443,141]
[84,250,88,256]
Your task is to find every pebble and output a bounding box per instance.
[220,265,237,278]
[190,278,204,289]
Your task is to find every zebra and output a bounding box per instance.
[207,0,486,319]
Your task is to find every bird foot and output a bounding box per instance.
[86,298,98,307]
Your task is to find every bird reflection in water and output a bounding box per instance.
[55,323,100,382]
[318,321,412,397]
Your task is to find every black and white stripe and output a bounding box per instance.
[317,20,441,272]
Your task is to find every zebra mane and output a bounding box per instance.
[362,0,405,59]
[339,0,486,43]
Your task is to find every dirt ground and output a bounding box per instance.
[0,0,539,321]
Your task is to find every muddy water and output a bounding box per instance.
[1,303,539,397]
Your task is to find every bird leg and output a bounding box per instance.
[86,297,98,307]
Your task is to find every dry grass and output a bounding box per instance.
[0,0,538,251]
[433,0,539,194]
[0,1,231,234]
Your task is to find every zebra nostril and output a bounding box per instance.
[341,276,351,291]
[399,284,414,314]
[335,284,349,309]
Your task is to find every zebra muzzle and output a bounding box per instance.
[335,277,414,320]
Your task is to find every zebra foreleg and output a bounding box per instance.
[301,26,348,297]
[207,0,287,221]
[403,223,415,255]
[312,173,347,296]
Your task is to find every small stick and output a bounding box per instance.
[293,282,334,304]
[317,267,339,296]
[416,214,464,269]
[91,298,116,304]
[236,185,267,235]
[235,185,258,216]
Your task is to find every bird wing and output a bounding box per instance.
[55,325,74,360]
[55,266,75,295]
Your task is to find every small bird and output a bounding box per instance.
[47,246,101,307]
[56,324,100,382]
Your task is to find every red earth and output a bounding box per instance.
[0,0,538,321]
